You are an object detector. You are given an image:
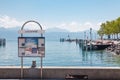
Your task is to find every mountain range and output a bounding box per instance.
[0,27,98,41]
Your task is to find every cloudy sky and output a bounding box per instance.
[0,0,120,32]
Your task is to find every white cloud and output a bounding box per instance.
[96,22,102,30]
[0,15,101,32]
[82,22,93,31]
[0,15,46,30]
[69,21,78,26]
[58,21,81,32]
[57,21,100,32]
[0,15,23,28]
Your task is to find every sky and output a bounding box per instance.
[0,0,120,32]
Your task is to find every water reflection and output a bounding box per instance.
[77,41,120,67]
[0,40,120,67]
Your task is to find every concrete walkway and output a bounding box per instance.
[0,79,115,80]
[0,79,65,80]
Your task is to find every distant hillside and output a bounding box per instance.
[0,27,98,41]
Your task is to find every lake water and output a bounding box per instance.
[0,39,120,67]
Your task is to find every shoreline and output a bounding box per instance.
[0,66,120,69]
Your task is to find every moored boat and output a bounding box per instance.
[83,40,113,51]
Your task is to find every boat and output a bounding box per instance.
[83,44,111,50]
[83,40,113,51]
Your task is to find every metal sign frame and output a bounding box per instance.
[18,20,45,79]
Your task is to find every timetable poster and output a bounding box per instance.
[18,37,45,57]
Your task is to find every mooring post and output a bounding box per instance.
[90,28,92,50]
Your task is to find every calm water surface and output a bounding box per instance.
[0,40,120,67]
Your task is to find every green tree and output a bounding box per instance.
[98,17,120,39]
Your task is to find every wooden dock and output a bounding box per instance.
[60,38,80,42]
[81,40,114,51]
[0,38,6,46]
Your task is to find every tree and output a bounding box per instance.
[97,23,105,40]
[98,17,120,40]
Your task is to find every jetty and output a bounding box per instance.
[60,34,80,43]
[60,38,80,42]
[0,38,6,46]
[60,37,113,51]
[85,40,113,50]
[78,39,114,51]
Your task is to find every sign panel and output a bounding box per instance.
[18,37,45,57]
[18,30,45,34]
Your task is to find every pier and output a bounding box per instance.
[60,37,114,51]
[60,38,80,43]
[0,38,6,46]
[82,40,113,51]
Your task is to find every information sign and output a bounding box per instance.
[18,37,45,57]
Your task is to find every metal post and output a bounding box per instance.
[90,28,92,50]
[41,25,43,80]
[85,32,88,51]
[90,28,92,66]
[40,57,43,79]
[21,31,23,79]
[84,32,86,48]
[21,57,23,79]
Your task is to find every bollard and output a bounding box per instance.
[31,61,36,68]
